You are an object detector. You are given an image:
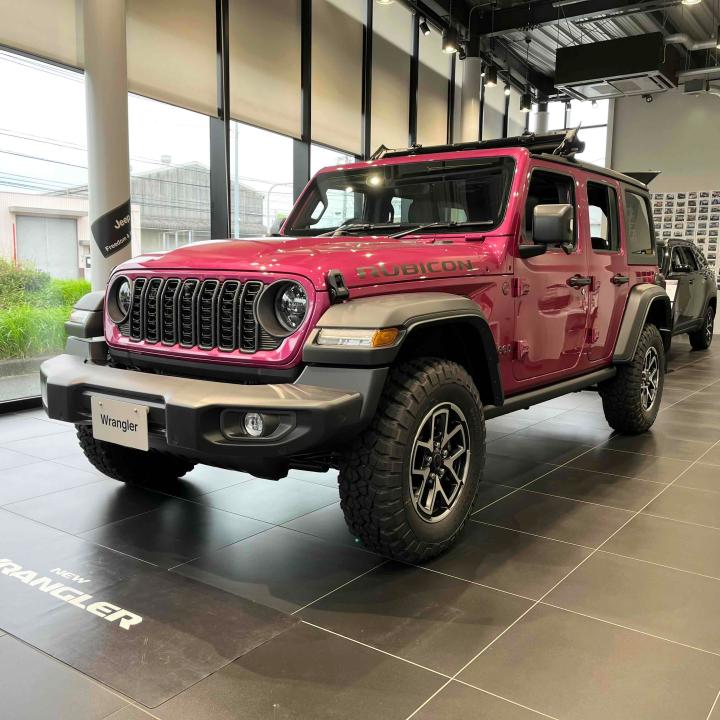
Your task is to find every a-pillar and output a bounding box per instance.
[83,0,132,290]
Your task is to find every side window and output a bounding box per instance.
[670,247,685,273]
[587,181,619,252]
[525,170,576,248]
[624,191,655,264]
[681,246,698,271]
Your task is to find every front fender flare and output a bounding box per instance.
[302,292,503,406]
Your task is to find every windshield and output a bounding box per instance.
[285,157,515,236]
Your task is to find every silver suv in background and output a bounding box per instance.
[657,237,717,350]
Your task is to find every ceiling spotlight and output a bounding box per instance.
[642,93,654,103]
[520,92,532,112]
[504,83,511,96]
[458,44,467,60]
[681,0,702,5]
[419,18,430,36]
[484,65,498,87]
[480,64,486,78]
[376,0,394,5]
[717,25,720,49]
[442,26,459,54]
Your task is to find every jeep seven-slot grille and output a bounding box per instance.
[119,277,280,353]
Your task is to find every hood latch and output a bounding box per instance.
[326,269,350,304]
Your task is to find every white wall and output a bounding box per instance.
[611,89,720,192]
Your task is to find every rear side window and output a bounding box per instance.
[624,191,655,264]
[587,181,619,252]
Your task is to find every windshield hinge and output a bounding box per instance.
[326,269,350,303]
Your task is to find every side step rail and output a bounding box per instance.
[484,367,616,420]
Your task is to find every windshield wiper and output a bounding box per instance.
[390,220,494,239]
[317,222,402,237]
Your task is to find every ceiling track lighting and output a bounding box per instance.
[520,91,532,112]
[681,0,702,5]
[419,18,431,36]
[375,0,394,5]
[442,26,459,54]
[504,83,511,96]
[484,64,498,87]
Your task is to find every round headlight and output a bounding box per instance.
[107,275,132,324]
[117,279,131,316]
[274,282,308,332]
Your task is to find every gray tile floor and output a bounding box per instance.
[2,336,720,719]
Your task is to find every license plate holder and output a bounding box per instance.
[90,395,149,451]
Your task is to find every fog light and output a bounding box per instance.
[244,412,264,437]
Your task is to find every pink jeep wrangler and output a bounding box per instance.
[42,131,671,562]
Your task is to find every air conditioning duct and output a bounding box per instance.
[555,33,679,101]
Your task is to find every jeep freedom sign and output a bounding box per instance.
[0,559,143,630]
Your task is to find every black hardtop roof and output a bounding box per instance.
[371,129,648,192]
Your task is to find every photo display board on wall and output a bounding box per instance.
[652,191,720,279]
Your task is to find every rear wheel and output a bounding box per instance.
[689,306,714,351]
[600,323,665,435]
[338,358,485,563]
[76,425,195,483]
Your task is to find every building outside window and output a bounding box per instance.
[230,122,294,237]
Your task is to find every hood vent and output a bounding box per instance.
[556,33,679,101]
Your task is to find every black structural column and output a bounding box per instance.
[209,0,230,239]
[447,54,456,144]
[361,0,373,159]
[502,84,510,138]
[293,0,312,200]
[408,12,419,147]
[83,0,132,289]
[478,76,485,140]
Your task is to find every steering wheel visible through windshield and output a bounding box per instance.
[284,156,515,237]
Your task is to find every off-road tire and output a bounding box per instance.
[688,306,714,351]
[600,323,665,435]
[76,425,195,483]
[338,358,485,563]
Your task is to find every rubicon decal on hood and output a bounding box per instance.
[0,558,143,631]
[357,259,475,279]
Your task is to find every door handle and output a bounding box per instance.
[567,275,592,288]
[611,274,630,285]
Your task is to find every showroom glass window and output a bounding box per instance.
[0,50,88,403]
[229,121,294,237]
[128,95,211,252]
[528,99,610,167]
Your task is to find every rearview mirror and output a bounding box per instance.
[533,204,574,246]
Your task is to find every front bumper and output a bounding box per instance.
[40,346,381,475]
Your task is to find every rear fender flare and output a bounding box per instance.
[613,284,672,363]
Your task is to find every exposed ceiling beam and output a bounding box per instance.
[471,0,681,36]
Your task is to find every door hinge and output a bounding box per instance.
[514,340,530,360]
[511,278,530,297]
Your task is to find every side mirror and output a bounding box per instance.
[533,203,574,246]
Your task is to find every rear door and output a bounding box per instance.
[668,246,694,329]
[585,179,630,362]
[512,164,589,382]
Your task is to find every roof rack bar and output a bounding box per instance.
[371,129,585,161]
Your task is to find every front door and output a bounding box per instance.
[585,179,631,362]
[513,166,589,383]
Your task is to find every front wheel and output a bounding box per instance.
[338,358,485,563]
[599,323,665,435]
[689,306,714,351]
